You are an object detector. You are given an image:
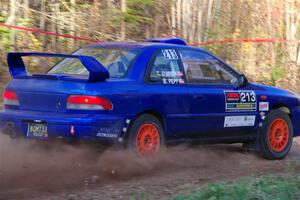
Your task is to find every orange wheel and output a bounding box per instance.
[268,118,289,152]
[136,123,161,155]
[127,114,164,156]
[259,109,293,160]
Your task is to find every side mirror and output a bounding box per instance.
[238,74,248,87]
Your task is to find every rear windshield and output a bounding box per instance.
[48,46,141,78]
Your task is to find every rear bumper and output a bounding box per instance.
[0,109,130,142]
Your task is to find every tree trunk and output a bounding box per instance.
[70,0,76,49]
[182,0,187,40]
[204,0,213,42]
[189,0,197,43]
[285,0,299,92]
[120,0,126,40]
[6,0,16,51]
[23,0,29,50]
[171,1,176,36]
[267,0,276,76]
[196,1,203,43]
[176,0,182,36]
[153,12,159,37]
[50,1,56,50]
[39,0,46,49]
[93,0,100,13]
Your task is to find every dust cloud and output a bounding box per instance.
[0,133,292,200]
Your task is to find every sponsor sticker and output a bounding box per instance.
[224,115,256,127]
[157,71,183,78]
[226,92,240,102]
[156,70,185,84]
[162,78,185,84]
[96,128,119,138]
[225,90,257,112]
[96,132,118,138]
[259,102,269,111]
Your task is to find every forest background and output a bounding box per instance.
[0,0,300,93]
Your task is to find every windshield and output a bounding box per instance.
[48,46,141,78]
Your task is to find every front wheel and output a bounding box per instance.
[259,109,293,159]
[127,114,165,156]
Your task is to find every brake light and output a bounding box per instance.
[3,90,19,106]
[67,95,113,110]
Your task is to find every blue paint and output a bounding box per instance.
[1,38,300,144]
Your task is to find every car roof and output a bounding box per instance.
[85,41,207,53]
[86,41,183,48]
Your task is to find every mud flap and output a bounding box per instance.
[242,140,260,151]
[242,127,262,152]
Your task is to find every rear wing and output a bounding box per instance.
[7,52,110,82]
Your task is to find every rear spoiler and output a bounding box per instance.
[7,52,110,82]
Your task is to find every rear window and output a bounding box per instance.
[48,46,141,78]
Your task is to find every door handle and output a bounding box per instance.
[193,95,204,100]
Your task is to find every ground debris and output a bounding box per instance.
[0,135,299,200]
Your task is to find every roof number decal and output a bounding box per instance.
[162,49,178,60]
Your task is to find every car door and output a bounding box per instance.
[143,48,199,137]
[177,49,258,138]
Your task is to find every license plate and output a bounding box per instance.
[27,122,48,138]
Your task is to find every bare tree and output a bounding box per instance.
[203,0,213,42]
[285,0,300,91]
[6,0,16,51]
[70,0,76,48]
[39,0,46,48]
[120,0,126,40]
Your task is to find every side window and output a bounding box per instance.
[148,49,185,84]
[179,49,238,85]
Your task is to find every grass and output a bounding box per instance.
[172,175,300,200]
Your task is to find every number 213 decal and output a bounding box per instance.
[240,91,256,103]
[225,90,257,112]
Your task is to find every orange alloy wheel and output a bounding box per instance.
[268,118,289,152]
[136,123,161,155]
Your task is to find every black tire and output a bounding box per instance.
[127,114,165,155]
[259,109,293,159]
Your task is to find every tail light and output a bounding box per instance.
[67,95,113,110]
[3,90,19,106]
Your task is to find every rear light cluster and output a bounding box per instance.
[67,95,113,110]
[3,90,19,106]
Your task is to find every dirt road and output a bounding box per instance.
[0,134,299,200]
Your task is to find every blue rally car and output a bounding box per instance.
[1,38,300,159]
